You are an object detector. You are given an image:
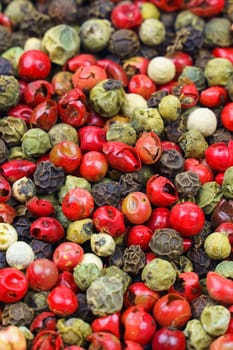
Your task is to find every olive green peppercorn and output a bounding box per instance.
[102,265,131,293]
[178,129,208,159]
[106,121,137,145]
[73,263,101,290]
[222,166,233,198]
[204,18,232,48]
[1,302,34,327]
[4,0,35,27]
[21,129,51,158]
[139,18,165,46]
[197,181,223,214]
[204,232,231,260]
[158,95,181,121]
[184,319,213,350]
[179,66,206,91]
[204,58,233,86]
[201,305,231,336]
[56,318,92,346]
[141,258,177,291]
[130,107,164,135]
[175,10,205,32]
[42,24,80,65]
[90,79,125,117]
[48,123,79,146]
[0,117,27,147]
[86,275,124,316]
[80,19,112,52]
[0,75,20,111]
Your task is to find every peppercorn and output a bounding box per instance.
[48,0,78,25]
[178,129,208,159]
[191,294,216,319]
[184,319,213,350]
[149,228,184,260]
[139,18,165,46]
[6,241,34,269]
[23,291,49,314]
[73,263,101,291]
[56,318,92,346]
[204,58,233,86]
[58,175,91,204]
[66,218,93,244]
[4,0,35,27]
[0,223,18,250]
[204,232,231,260]
[108,29,140,59]
[159,149,184,178]
[147,56,176,84]
[158,95,181,121]
[204,18,232,48]
[1,302,34,327]
[106,121,137,145]
[201,305,231,336]
[175,10,205,32]
[197,181,223,214]
[0,139,9,164]
[90,233,116,257]
[130,107,164,135]
[0,26,12,53]
[30,239,53,260]
[179,66,206,91]
[122,245,145,275]
[48,123,79,146]
[102,265,131,293]
[175,171,201,198]
[187,248,217,277]
[121,93,148,119]
[13,216,31,243]
[33,161,65,194]
[215,260,233,279]
[12,177,36,203]
[193,220,212,249]
[92,180,121,207]
[80,18,112,53]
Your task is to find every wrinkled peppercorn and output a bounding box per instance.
[191,295,216,320]
[30,239,53,259]
[108,29,140,59]
[33,161,65,194]
[92,180,121,207]
[122,245,146,275]
[187,248,217,277]
[119,172,143,197]
[149,228,184,260]
[159,149,184,178]
[1,302,34,327]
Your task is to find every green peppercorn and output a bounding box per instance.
[21,128,51,158]
[141,258,177,291]
[158,95,181,121]
[139,18,165,46]
[86,275,124,316]
[90,79,125,117]
[222,166,233,198]
[24,37,42,51]
[48,123,79,146]
[73,263,101,290]
[204,58,233,86]
[58,175,91,204]
[179,66,206,91]
[4,0,35,27]
[67,218,93,244]
[140,2,160,19]
[184,319,213,350]
[178,129,208,159]
[204,232,231,260]
[197,181,223,214]
[130,107,164,135]
[81,253,103,271]
[201,305,231,336]
[56,318,92,346]
[2,47,24,74]
[102,265,131,293]
[0,117,27,146]
[42,24,80,65]
[106,121,137,145]
[175,10,205,32]
[215,261,233,279]
[0,75,20,111]
[80,18,112,52]
[204,18,232,48]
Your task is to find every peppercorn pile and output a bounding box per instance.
[0,0,233,349]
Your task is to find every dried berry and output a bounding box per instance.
[122,245,146,275]
[149,228,184,260]
[2,302,34,327]
[33,161,65,194]
[92,180,121,207]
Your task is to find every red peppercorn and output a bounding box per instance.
[30,312,57,333]
[56,271,79,294]
[111,2,142,29]
[26,196,55,217]
[23,80,55,107]
[30,99,58,131]
[65,53,97,72]
[0,160,36,183]
[7,104,33,125]
[78,125,107,152]
[72,64,107,92]
[18,50,51,81]
[128,74,156,100]
[47,285,78,317]
[31,330,64,350]
[53,242,84,271]
[26,258,59,291]
[200,86,228,108]
[93,205,126,237]
[30,217,65,243]
[97,59,129,87]
[0,267,28,303]
[62,188,94,221]
[0,203,17,223]
[49,140,82,173]
[0,176,11,203]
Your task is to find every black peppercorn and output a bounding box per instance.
[1,302,34,327]
[0,139,9,165]
[30,239,53,259]
[48,0,78,25]
[13,216,31,243]
[187,248,217,277]
[149,228,184,260]
[0,26,12,54]
[92,181,121,207]
[119,172,143,197]
[122,245,146,275]
[108,29,140,59]
[191,295,216,319]
[33,161,65,194]
[159,149,184,178]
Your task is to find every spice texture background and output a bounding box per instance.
[0,0,233,349]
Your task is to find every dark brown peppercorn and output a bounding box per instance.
[164,116,187,143]
[2,302,34,327]
[13,216,31,243]
[0,57,14,75]
[0,139,9,164]
[20,10,53,37]
[211,198,233,229]
[108,29,140,59]
[108,245,124,268]
[149,228,184,260]
[175,171,200,198]
[0,26,12,54]
[30,239,53,259]
[191,295,216,319]
[159,149,184,178]
[73,293,95,323]
[0,251,7,268]
[194,49,214,70]
[187,247,217,277]
[122,245,145,275]
[87,0,114,19]
[92,181,121,207]
[119,172,142,197]
[208,128,233,144]
[48,0,78,25]
[33,161,65,194]
[193,220,212,249]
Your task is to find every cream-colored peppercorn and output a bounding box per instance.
[24,37,42,51]
[204,232,231,260]
[0,223,18,250]
[121,93,147,119]
[6,241,35,269]
[147,56,176,85]
[80,253,103,270]
[90,233,116,257]
[187,107,217,137]
[12,176,36,203]
[201,305,231,336]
